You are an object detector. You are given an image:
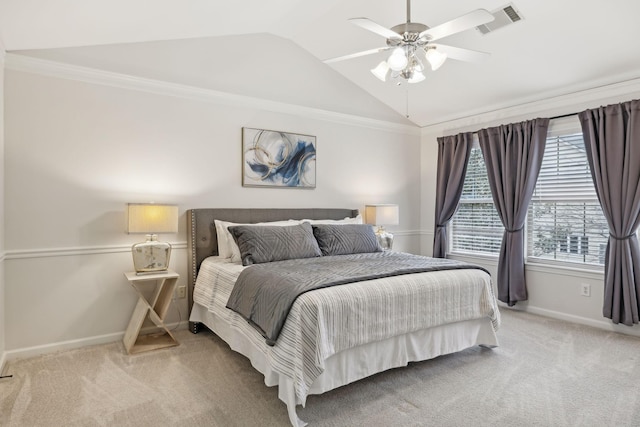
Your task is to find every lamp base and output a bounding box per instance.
[375,226,394,251]
[132,234,172,274]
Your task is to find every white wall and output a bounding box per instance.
[0,39,6,370]
[3,60,421,356]
[420,77,640,338]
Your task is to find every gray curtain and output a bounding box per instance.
[579,99,640,325]
[433,133,474,258]
[478,118,549,306]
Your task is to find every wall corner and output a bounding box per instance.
[0,32,6,369]
[0,36,6,62]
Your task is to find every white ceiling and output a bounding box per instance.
[2,0,640,127]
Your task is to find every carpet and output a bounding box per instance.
[2,309,640,426]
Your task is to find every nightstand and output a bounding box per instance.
[123,270,180,354]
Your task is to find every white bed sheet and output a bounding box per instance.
[190,256,500,426]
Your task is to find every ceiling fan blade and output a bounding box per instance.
[420,9,494,41]
[430,44,490,62]
[324,47,391,64]
[349,17,402,40]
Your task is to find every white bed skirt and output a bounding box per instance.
[190,302,499,426]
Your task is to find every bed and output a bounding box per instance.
[187,208,500,426]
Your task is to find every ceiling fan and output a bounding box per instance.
[325,0,495,84]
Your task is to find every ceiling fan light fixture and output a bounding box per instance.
[409,54,425,73]
[408,71,425,84]
[371,61,390,81]
[387,48,408,71]
[329,2,493,86]
[425,48,447,71]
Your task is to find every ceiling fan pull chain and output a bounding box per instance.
[406,85,410,118]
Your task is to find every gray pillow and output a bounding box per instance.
[312,224,382,256]
[228,222,322,266]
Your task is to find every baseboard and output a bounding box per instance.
[4,321,189,363]
[0,351,7,376]
[508,304,640,338]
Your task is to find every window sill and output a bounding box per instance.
[524,261,603,280]
[448,252,604,281]
[448,252,498,265]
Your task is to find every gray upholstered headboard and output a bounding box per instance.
[186,208,359,327]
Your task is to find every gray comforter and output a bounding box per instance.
[226,251,489,345]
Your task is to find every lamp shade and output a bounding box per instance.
[408,71,425,84]
[364,204,400,226]
[371,61,390,82]
[127,203,178,234]
[425,48,447,71]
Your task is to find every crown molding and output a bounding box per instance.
[5,53,420,136]
[421,74,640,136]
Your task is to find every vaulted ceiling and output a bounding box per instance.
[2,0,639,127]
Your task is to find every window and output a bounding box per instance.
[450,144,503,255]
[449,118,609,269]
[526,132,608,267]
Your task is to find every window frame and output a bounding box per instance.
[448,137,502,258]
[525,117,607,271]
[447,116,607,272]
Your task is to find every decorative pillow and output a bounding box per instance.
[228,222,322,266]
[214,219,299,261]
[301,214,363,225]
[312,224,382,256]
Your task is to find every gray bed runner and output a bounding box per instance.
[226,251,489,345]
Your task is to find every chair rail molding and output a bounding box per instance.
[5,230,424,259]
[5,242,187,260]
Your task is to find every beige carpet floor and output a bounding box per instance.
[2,309,640,426]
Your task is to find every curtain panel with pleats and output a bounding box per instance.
[579,99,640,325]
[478,118,550,306]
[433,132,474,258]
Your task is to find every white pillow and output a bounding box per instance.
[301,214,363,225]
[214,219,300,262]
[214,220,233,258]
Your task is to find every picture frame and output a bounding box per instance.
[242,127,316,188]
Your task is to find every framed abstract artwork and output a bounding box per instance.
[242,127,317,188]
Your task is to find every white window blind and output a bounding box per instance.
[526,133,609,267]
[450,145,503,255]
[449,120,609,269]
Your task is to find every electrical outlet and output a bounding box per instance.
[176,285,186,299]
[580,283,591,297]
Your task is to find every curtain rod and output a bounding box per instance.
[467,112,579,136]
[459,112,581,138]
[549,112,578,120]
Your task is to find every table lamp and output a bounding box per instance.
[365,204,399,250]
[127,203,179,274]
